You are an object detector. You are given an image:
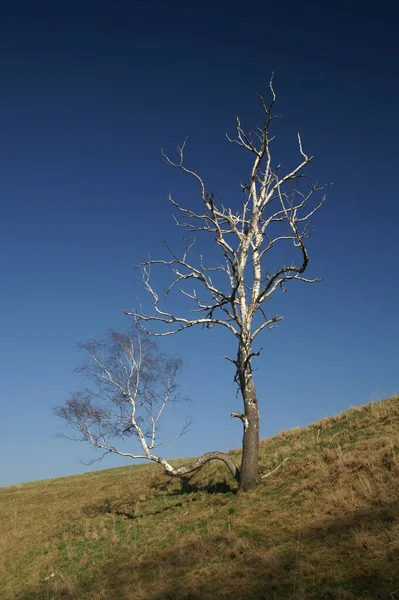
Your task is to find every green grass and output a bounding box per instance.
[1,396,399,599]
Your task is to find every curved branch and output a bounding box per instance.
[166,451,240,482]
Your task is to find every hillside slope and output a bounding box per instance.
[1,396,398,600]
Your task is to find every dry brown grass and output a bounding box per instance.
[1,395,398,599]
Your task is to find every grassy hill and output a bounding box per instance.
[1,396,399,600]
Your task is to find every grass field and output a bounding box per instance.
[1,396,399,599]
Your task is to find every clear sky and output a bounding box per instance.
[1,1,398,487]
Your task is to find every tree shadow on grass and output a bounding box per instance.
[151,474,237,496]
[82,493,200,520]
[178,475,236,495]
[78,473,234,524]
[17,500,399,600]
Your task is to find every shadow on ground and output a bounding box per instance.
[153,474,237,495]
[18,500,399,600]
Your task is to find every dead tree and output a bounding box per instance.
[126,76,329,492]
[56,327,239,480]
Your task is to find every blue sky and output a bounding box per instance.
[1,1,398,486]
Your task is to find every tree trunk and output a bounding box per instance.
[239,376,260,492]
[236,339,260,492]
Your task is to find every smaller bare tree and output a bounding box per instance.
[56,327,239,480]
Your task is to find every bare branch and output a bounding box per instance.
[124,77,329,492]
[231,411,249,430]
[56,325,241,483]
[261,457,291,479]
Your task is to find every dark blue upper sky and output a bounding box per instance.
[1,1,398,486]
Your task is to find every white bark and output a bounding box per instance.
[126,76,329,360]
[122,76,329,491]
[57,327,241,481]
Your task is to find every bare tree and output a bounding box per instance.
[126,76,329,492]
[56,327,239,480]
